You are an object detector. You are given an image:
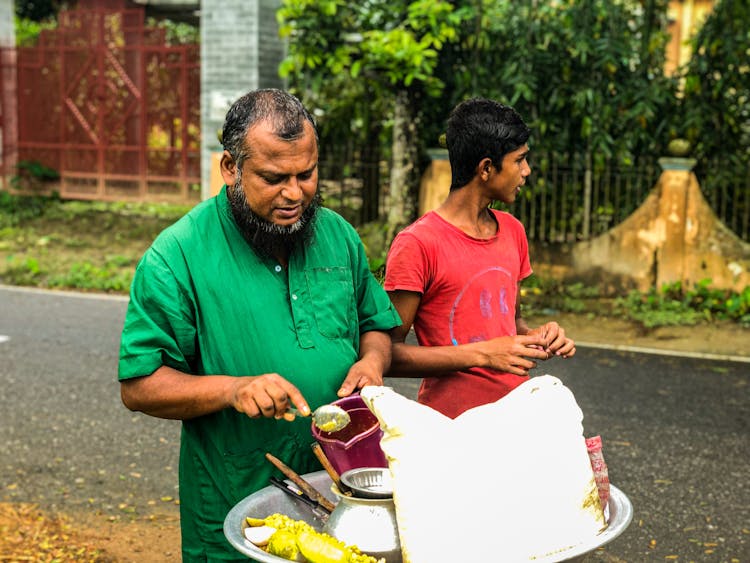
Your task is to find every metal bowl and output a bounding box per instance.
[223,471,634,563]
[340,467,393,499]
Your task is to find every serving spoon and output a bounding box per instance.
[286,404,351,433]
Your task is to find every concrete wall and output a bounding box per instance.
[0,0,14,47]
[572,158,750,293]
[199,0,284,199]
[0,0,16,184]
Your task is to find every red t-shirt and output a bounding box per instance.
[384,209,533,418]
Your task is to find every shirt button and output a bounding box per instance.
[292,294,298,300]
[274,265,282,272]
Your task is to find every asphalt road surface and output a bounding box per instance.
[1,285,747,562]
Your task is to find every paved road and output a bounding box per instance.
[1,285,747,562]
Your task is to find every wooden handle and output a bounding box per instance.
[265,452,336,512]
[311,442,350,494]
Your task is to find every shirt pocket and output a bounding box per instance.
[223,434,318,502]
[306,266,356,339]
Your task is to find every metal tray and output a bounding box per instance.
[224,471,633,562]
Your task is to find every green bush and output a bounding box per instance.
[614,279,750,327]
[47,261,134,293]
[521,275,749,328]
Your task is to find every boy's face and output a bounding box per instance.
[489,144,531,204]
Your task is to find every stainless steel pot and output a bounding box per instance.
[323,483,401,563]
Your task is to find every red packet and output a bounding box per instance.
[586,435,610,510]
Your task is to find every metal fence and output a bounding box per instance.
[319,150,749,244]
[0,5,201,203]
[698,161,750,242]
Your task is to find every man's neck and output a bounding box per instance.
[437,186,497,239]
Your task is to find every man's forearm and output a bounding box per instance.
[120,365,237,420]
[359,330,393,375]
[389,341,485,377]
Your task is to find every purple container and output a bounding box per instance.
[311,394,387,475]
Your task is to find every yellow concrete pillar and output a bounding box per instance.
[573,156,750,293]
[654,159,692,288]
[209,151,225,197]
[418,149,451,216]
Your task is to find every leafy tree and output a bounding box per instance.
[418,0,678,237]
[680,0,750,191]
[146,17,200,45]
[14,15,57,46]
[279,0,681,239]
[15,0,64,21]
[277,0,467,236]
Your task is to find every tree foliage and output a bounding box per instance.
[424,0,677,170]
[278,0,680,234]
[278,0,468,231]
[679,0,750,168]
[15,0,64,21]
[278,0,464,94]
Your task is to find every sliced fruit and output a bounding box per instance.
[243,525,276,546]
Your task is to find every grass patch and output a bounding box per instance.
[0,192,190,293]
[1,192,747,329]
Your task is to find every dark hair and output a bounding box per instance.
[445,98,530,191]
[221,89,318,170]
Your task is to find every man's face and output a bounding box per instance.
[222,119,320,258]
[490,144,531,204]
[233,120,319,227]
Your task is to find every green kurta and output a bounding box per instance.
[118,187,400,561]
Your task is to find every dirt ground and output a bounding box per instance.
[2,315,747,562]
[529,312,750,360]
[0,503,181,562]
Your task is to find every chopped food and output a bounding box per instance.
[244,524,277,546]
[244,514,385,563]
[316,419,340,433]
[297,530,350,563]
[268,529,303,561]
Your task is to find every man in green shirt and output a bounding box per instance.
[118,89,401,562]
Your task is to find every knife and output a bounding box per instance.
[265,452,336,513]
[268,477,330,521]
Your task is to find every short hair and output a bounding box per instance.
[221,89,318,170]
[445,98,530,191]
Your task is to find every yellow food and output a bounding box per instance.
[317,420,339,432]
[244,525,277,546]
[246,516,266,527]
[244,514,384,563]
[297,529,351,563]
[267,530,301,561]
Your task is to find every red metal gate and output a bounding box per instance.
[2,3,200,203]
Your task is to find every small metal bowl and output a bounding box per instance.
[340,467,393,499]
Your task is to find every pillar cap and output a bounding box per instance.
[658,157,697,171]
[426,148,449,160]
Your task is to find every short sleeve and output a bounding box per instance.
[118,248,197,380]
[383,231,429,294]
[346,222,401,333]
[509,214,532,281]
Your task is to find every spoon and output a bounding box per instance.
[287,404,351,432]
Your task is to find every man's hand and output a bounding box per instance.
[337,330,392,397]
[337,358,385,397]
[478,334,552,376]
[531,322,576,359]
[229,373,309,419]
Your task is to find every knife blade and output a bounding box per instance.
[265,452,336,513]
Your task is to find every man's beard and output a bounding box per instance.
[226,181,321,260]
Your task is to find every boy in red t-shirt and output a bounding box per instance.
[384,98,576,418]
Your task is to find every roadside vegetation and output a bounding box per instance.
[1,192,748,328]
[0,191,190,293]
